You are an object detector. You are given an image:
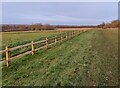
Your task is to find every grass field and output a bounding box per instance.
[1,30,75,61]
[2,29,118,86]
[1,30,71,50]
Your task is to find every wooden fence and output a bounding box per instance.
[0,30,85,67]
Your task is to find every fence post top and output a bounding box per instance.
[46,37,48,40]
[6,46,8,49]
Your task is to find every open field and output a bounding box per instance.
[1,30,71,50]
[1,28,95,50]
[1,30,79,61]
[2,29,118,86]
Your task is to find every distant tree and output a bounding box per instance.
[103,23,110,29]
[110,20,118,28]
[98,22,105,28]
[31,23,42,30]
[103,20,119,29]
[41,24,54,30]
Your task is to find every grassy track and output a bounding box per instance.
[2,29,118,86]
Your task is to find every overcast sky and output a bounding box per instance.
[2,2,118,25]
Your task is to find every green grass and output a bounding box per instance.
[2,29,118,86]
[1,30,71,50]
[1,30,73,61]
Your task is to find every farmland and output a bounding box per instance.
[1,30,77,61]
[1,29,118,86]
[1,30,72,50]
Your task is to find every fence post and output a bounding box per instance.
[55,36,57,44]
[46,37,48,48]
[31,41,35,55]
[6,46,9,67]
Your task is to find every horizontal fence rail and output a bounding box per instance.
[0,30,86,67]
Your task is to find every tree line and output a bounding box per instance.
[97,20,119,29]
[1,24,55,32]
[1,20,119,32]
[1,24,97,32]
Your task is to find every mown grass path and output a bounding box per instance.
[2,29,118,86]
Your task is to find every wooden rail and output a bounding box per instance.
[0,30,86,67]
